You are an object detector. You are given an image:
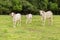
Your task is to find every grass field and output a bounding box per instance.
[0,15,60,40]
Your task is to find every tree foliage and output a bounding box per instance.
[0,0,60,15]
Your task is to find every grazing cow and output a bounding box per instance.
[39,10,53,25]
[26,13,32,24]
[11,12,21,28]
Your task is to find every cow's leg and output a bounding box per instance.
[50,17,53,25]
[43,18,46,26]
[17,19,21,27]
[20,19,21,26]
[41,17,46,26]
[48,17,53,25]
[29,18,32,24]
[26,18,28,24]
[13,20,17,28]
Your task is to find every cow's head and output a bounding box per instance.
[11,12,15,17]
[39,10,45,16]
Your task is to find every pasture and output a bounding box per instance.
[0,15,60,40]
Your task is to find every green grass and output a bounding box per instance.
[0,15,60,40]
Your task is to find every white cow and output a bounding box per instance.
[39,10,53,25]
[11,12,21,28]
[26,13,32,24]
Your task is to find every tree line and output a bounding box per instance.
[0,0,60,15]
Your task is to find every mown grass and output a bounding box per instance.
[0,15,60,40]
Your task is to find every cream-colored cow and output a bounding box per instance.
[26,13,32,24]
[11,12,21,28]
[39,10,53,25]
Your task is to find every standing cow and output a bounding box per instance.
[11,12,21,28]
[39,10,53,26]
[26,13,32,24]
